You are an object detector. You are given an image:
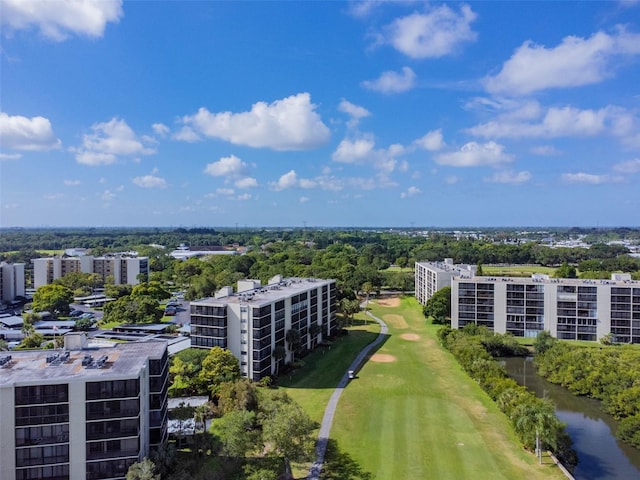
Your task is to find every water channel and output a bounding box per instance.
[501,356,640,480]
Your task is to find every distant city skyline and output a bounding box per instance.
[1,1,640,228]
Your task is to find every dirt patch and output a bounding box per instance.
[400,333,420,341]
[382,314,408,329]
[377,297,401,307]
[370,353,397,363]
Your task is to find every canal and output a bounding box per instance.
[501,356,640,480]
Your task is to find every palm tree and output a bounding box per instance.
[285,329,301,364]
[362,282,373,311]
[272,345,286,375]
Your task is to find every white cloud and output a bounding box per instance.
[181,93,330,151]
[172,126,200,142]
[235,177,258,189]
[152,123,169,137]
[436,141,514,167]
[467,104,640,143]
[74,118,155,166]
[299,196,310,203]
[531,145,562,156]
[414,129,446,151]
[215,188,235,196]
[63,179,81,186]
[1,0,123,41]
[485,28,640,95]
[101,189,117,204]
[0,152,22,160]
[132,175,167,189]
[203,155,247,177]
[484,170,532,184]
[613,159,640,173]
[237,193,252,201]
[400,186,422,198]
[384,5,477,58]
[362,67,416,94]
[0,112,61,151]
[338,99,371,127]
[561,172,623,184]
[332,137,375,163]
[273,170,301,191]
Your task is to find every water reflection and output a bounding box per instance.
[501,356,640,480]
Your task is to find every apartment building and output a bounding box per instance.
[190,276,337,380]
[0,335,168,480]
[1,262,26,303]
[414,259,475,305]
[451,273,640,343]
[32,256,149,288]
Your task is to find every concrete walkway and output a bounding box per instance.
[307,310,388,480]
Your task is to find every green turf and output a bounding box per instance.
[482,265,555,276]
[321,297,565,480]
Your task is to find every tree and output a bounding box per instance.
[217,378,258,415]
[217,409,260,458]
[260,393,316,477]
[396,256,408,269]
[285,329,301,363]
[126,458,160,480]
[554,262,577,279]
[198,346,241,396]
[340,298,360,326]
[533,330,557,355]
[362,282,373,310]
[422,286,451,324]
[131,281,171,301]
[272,345,286,376]
[102,295,162,325]
[476,261,484,276]
[32,284,73,315]
[75,317,94,331]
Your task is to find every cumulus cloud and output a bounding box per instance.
[414,129,446,151]
[132,175,167,189]
[467,103,640,146]
[436,141,514,167]
[1,0,123,41]
[273,170,304,191]
[0,112,61,151]
[362,67,416,94]
[338,99,371,127]
[74,118,155,166]
[485,28,640,95]
[613,158,640,173]
[384,4,477,58]
[561,172,623,184]
[204,155,247,177]
[234,177,258,189]
[484,170,532,184]
[332,135,404,173]
[400,186,422,198]
[0,152,22,160]
[181,93,330,151]
[152,123,170,137]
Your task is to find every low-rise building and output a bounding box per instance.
[190,276,337,380]
[0,334,168,480]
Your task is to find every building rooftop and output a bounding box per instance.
[192,277,335,306]
[453,274,640,287]
[0,341,166,386]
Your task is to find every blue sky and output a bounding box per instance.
[1,1,640,228]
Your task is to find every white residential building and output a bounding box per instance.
[0,263,26,304]
[190,276,337,381]
[451,273,640,343]
[0,335,168,480]
[415,259,475,305]
[32,256,149,288]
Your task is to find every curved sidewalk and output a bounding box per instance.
[307,311,388,480]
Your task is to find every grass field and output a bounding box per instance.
[285,297,564,480]
[483,265,555,276]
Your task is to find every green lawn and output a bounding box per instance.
[291,297,564,480]
[483,265,555,276]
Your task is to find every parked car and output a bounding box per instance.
[164,307,177,316]
[70,310,84,317]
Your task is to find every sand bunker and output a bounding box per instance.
[400,333,420,341]
[370,353,397,363]
[377,297,401,307]
[383,314,408,329]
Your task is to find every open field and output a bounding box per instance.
[483,265,555,276]
[381,266,414,273]
[288,296,564,480]
[1,249,64,256]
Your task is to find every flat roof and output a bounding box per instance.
[0,341,167,386]
[0,315,23,327]
[191,277,335,307]
[453,275,640,287]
